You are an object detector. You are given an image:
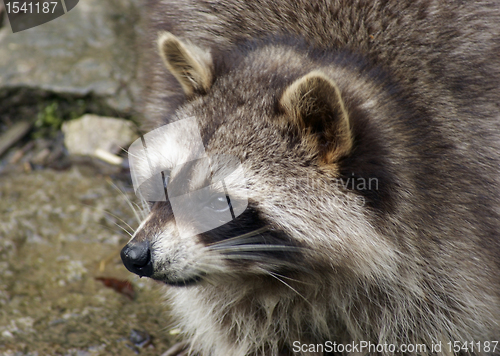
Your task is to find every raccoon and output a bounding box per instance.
[121,1,500,355]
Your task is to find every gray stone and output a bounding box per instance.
[0,0,142,114]
[62,114,138,157]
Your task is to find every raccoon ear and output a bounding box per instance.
[279,71,353,162]
[157,31,213,97]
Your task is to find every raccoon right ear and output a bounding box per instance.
[279,71,353,162]
[157,32,213,97]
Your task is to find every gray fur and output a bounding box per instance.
[126,1,500,355]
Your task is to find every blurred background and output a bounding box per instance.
[0,0,178,354]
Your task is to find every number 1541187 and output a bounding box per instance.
[6,2,59,14]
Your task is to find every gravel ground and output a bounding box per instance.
[0,166,178,355]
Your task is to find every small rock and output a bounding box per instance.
[129,328,152,348]
[1,330,14,338]
[62,114,138,160]
[31,148,51,165]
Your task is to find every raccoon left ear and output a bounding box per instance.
[157,31,213,97]
[280,71,353,162]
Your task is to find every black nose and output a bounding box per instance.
[120,240,154,277]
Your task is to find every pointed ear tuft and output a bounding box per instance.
[279,71,353,162]
[157,31,213,97]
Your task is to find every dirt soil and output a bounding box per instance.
[0,167,179,356]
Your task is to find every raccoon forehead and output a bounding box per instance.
[168,157,234,193]
[178,48,314,114]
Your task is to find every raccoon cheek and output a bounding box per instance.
[279,71,353,163]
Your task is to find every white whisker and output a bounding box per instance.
[207,227,269,247]
[266,271,313,307]
[112,221,133,237]
[107,179,145,224]
[210,244,302,253]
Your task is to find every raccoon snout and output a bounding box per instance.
[121,240,154,278]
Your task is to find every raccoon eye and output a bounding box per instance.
[207,194,231,213]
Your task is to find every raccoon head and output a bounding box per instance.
[121,32,397,287]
